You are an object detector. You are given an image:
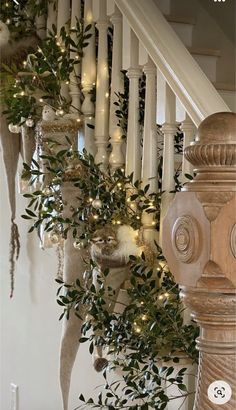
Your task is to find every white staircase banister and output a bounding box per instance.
[114,0,230,126]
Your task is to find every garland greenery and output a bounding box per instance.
[21,146,198,409]
[1,3,198,409]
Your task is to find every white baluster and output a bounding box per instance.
[57,0,70,32]
[94,0,110,167]
[160,84,178,244]
[180,114,196,183]
[125,31,142,181]
[109,7,124,170]
[70,0,81,114]
[47,1,57,33]
[141,57,158,245]
[57,0,71,102]
[35,1,46,39]
[81,0,96,155]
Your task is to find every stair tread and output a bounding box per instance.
[188,47,221,57]
[213,82,236,92]
[165,14,196,25]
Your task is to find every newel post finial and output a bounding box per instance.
[163,112,236,409]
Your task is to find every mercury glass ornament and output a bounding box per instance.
[50,233,60,245]
[8,123,20,133]
[25,118,34,127]
[92,198,102,209]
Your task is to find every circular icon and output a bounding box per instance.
[208,380,232,405]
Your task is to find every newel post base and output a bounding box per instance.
[181,288,236,409]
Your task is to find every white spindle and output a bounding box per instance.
[69,0,81,113]
[94,0,110,167]
[160,84,178,243]
[141,57,158,245]
[57,0,71,102]
[180,114,196,183]
[57,0,70,32]
[81,0,96,155]
[125,31,142,181]
[109,7,124,170]
[46,1,57,33]
[35,1,46,39]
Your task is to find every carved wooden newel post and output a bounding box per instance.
[163,112,236,410]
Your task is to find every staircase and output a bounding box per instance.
[156,0,236,112]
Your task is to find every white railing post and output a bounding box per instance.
[108,7,125,171]
[47,1,57,33]
[57,0,71,102]
[125,31,142,181]
[180,114,196,183]
[141,57,158,245]
[160,84,178,244]
[69,0,82,114]
[81,0,96,155]
[94,0,110,167]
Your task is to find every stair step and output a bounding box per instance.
[213,82,236,92]
[188,47,221,57]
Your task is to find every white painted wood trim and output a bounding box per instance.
[114,0,230,126]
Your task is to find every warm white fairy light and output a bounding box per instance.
[93,214,98,220]
[141,314,148,321]
[65,80,69,85]
[140,301,144,305]
[88,197,93,203]
[76,118,81,122]
[126,197,131,203]
[164,292,169,298]
[75,55,79,60]
[20,91,25,96]
[151,221,156,226]
[39,98,44,103]
[89,116,92,120]
[158,295,164,300]
[136,216,140,220]
[6,18,10,24]
[117,182,122,187]
[134,326,141,334]
[116,220,121,225]
[105,92,109,98]
[23,61,27,67]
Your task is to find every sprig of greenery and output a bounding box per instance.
[56,250,199,409]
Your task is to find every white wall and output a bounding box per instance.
[0,153,104,410]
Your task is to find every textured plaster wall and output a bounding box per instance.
[0,153,103,410]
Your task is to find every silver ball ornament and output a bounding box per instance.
[26,118,34,127]
[8,123,20,133]
[50,233,60,245]
[92,199,102,209]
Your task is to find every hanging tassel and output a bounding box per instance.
[9,218,20,298]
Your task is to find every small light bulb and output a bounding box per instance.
[6,18,10,24]
[65,80,69,85]
[151,221,156,226]
[117,182,122,187]
[164,292,169,298]
[39,98,44,103]
[140,301,144,305]
[158,295,164,300]
[134,326,141,334]
[141,315,148,321]
[20,91,25,96]
[89,116,92,120]
[89,197,93,203]
[33,75,36,80]
[116,220,121,225]
[5,2,9,7]
[76,118,81,122]
[105,92,109,98]
[126,197,131,203]
[61,48,65,53]
[56,41,61,46]
[136,216,140,220]
[75,55,79,60]
[93,214,98,220]
[23,61,27,67]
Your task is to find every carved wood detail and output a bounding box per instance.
[172,215,200,263]
[185,143,236,167]
[197,192,233,221]
[230,224,236,259]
